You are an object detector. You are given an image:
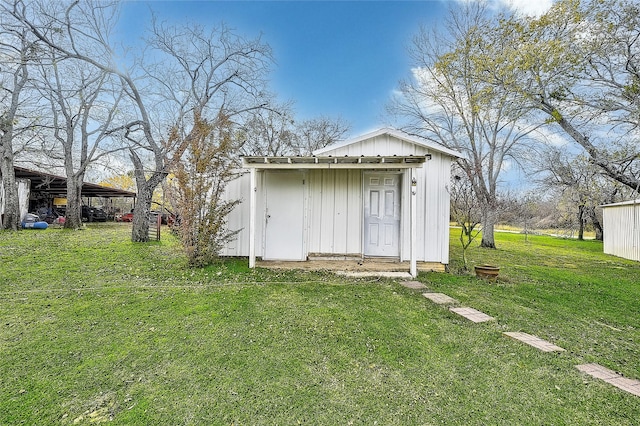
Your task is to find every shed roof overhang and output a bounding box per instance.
[13,166,136,198]
[601,199,640,208]
[242,154,430,170]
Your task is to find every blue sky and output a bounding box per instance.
[119,1,553,137]
[119,1,448,136]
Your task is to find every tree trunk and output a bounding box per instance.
[0,34,28,232]
[587,206,603,241]
[130,150,166,242]
[577,205,585,241]
[480,206,497,249]
[131,181,153,242]
[0,144,20,231]
[64,175,84,229]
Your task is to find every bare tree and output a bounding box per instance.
[449,168,482,271]
[13,1,274,241]
[239,101,297,156]
[239,105,350,157]
[292,116,350,155]
[33,45,124,229]
[538,149,628,241]
[0,1,40,230]
[390,2,542,248]
[513,192,539,242]
[124,20,272,241]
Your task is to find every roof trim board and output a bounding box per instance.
[242,154,429,169]
[313,127,463,158]
[601,199,640,208]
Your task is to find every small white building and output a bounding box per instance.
[601,199,640,261]
[221,128,460,276]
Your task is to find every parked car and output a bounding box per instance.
[116,211,134,222]
[116,210,174,224]
[81,206,107,222]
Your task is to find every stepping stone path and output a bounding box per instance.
[503,332,565,352]
[407,286,639,397]
[449,306,495,323]
[422,292,458,305]
[576,364,640,397]
[400,281,428,290]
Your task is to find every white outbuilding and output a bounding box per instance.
[601,199,640,261]
[221,128,461,276]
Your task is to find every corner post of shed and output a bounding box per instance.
[410,167,417,278]
[249,167,257,269]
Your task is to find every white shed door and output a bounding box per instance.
[264,171,305,261]
[364,173,401,257]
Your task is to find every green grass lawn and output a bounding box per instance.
[1,224,639,425]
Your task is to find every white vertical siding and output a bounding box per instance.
[220,171,264,257]
[321,134,423,157]
[222,168,364,258]
[396,152,451,264]
[424,152,451,264]
[318,170,335,253]
[603,201,640,261]
[219,171,248,256]
[346,170,362,253]
[439,159,452,264]
[332,169,349,253]
[308,170,323,254]
[308,169,362,255]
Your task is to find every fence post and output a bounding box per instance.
[148,213,161,241]
[156,213,161,241]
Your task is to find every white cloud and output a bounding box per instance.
[500,0,553,16]
[455,0,554,17]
